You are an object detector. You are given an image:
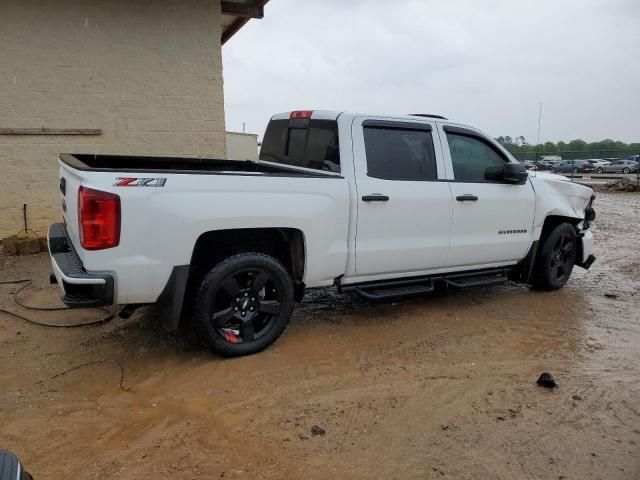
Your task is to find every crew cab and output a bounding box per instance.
[48,110,596,356]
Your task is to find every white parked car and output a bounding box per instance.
[48,110,596,356]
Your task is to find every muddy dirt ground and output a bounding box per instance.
[1,192,639,479]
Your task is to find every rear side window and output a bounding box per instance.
[446,133,507,183]
[260,119,340,173]
[363,126,437,181]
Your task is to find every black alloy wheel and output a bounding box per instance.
[193,253,294,356]
[548,231,575,285]
[531,223,577,291]
[212,268,281,344]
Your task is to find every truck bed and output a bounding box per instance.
[59,153,336,177]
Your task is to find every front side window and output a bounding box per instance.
[446,133,507,183]
[364,126,437,181]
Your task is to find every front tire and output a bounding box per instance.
[623,167,630,174]
[531,223,577,291]
[596,167,604,174]
[192,252,295,357]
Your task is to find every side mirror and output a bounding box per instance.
[502,163,528,184]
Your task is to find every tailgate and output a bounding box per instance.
[58,160,85,251]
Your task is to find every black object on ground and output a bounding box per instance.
[0,449,33,480]
[536,372,557,389]
[311,425,326,436]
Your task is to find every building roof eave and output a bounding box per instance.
[221,0,270,45]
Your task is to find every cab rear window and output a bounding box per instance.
[260,119,340,173]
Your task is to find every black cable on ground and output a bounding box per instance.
[0,279,114,328]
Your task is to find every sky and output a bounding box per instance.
[223,0,640,144]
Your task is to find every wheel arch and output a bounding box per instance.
[514,215,582,284]
[188,227,306,283]
[540,215,581,239]
[187,227,306,310]
[539,215,584,264]
[157,227,307,331]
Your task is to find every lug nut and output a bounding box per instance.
[234,307,238,311]
[250,307,254,311]
[244,292,249,297]
[251,297,255,301]
[241,312,246,317]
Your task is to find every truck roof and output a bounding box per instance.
[271,110,461,125]
[270,110,488,138]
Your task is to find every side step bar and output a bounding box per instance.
[442,269,510,288]
[356,281,435,300]
[339,268,512,301]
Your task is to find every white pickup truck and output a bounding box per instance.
[48,110,596,356]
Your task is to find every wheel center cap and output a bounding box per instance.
[241,298,250,310]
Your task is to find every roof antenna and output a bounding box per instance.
[534,101,543,177]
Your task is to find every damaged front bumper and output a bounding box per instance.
[577,229,596,270]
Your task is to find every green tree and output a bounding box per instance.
[494,136,639,161]
[543,142,557,154]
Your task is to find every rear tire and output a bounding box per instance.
[596,167,604,174]
[192,252,294,357]
[531,223,577,291]
[623,167,630,174]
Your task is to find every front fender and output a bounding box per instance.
[530,173,594,238]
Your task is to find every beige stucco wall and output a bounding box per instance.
[0,0,227,238]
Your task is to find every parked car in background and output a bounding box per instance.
[534,160,554,170]
[603,159,639,174]
[524,160,553,171]
[551,160,594,174]
[586,159,611,174]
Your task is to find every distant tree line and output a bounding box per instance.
[494,136,640,161]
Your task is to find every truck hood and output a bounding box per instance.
[529,172,594,221]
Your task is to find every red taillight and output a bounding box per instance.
[78,186,121,250]
[290,110,313,119]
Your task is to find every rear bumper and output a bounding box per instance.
[48,223,114,308]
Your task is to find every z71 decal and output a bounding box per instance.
[114,177,167,187]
